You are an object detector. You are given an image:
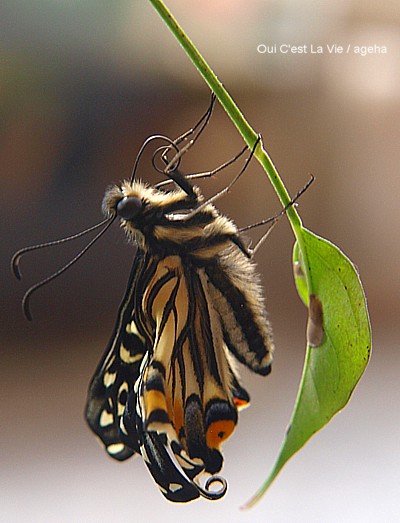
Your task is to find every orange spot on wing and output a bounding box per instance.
[206,420,236,449]
[173,398,184,435]
[233,397,250,410]
[144,389,168,414]
[166,395,184,435]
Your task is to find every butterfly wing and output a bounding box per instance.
[86,245,266,502]
[121,357,226,503]
[113,255,234,501]
[131,370,204,503]
[85,250,149,460]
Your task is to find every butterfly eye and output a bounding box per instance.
[117,196,143,220]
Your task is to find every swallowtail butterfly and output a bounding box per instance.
[13,96,277,502]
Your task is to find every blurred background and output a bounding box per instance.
[1,1,399,521]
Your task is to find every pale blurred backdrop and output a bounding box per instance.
[1,1,399,522]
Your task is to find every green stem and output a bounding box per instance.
[148,0,304,240]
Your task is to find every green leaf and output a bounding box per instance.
[243,228,372,508]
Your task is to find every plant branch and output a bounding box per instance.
[148,0,304,240]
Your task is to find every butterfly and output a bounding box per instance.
[84,170,274,501]
[12,96,277,502]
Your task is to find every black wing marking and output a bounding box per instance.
[138,418,202,502]
[119,366,202,502]
[131,372,226,503]
[85,250,150,460]
[229,370,250,410]
[142,434,200,502]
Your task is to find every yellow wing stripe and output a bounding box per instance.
[144,389,168,415]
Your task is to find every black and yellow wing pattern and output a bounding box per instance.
[85,251,148,460]
[85,178,274,502]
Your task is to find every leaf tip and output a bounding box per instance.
[240,491,262,511]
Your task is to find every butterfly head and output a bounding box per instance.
[102,180,206,246]
[116,195,143,221]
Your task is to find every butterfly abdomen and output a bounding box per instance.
[205,247,274,376]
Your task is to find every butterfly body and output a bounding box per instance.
[85,179,274,501]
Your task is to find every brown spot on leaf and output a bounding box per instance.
[307,294,324,347]
[293,260,304,278]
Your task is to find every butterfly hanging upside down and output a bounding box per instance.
[83,115,276,500]
[85,173,274,501]
[12,96,279,503]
